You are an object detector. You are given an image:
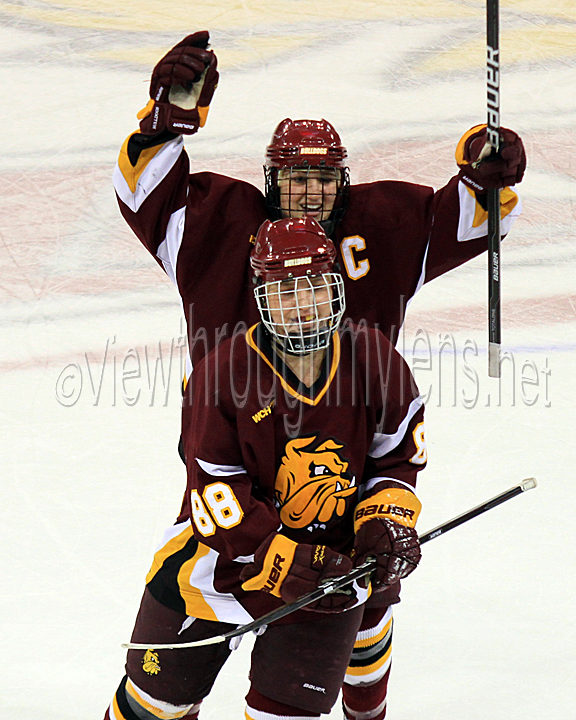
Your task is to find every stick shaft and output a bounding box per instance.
[123,478,536,651]
[418,478,536,543]
[487,0,501,376]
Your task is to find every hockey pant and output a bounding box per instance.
[104,590,392,720]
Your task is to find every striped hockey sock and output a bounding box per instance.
[104,676,201,720]
[342,606,393,720]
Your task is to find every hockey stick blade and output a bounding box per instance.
[122,478,537,651]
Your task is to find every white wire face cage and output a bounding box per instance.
[254,273,346,355]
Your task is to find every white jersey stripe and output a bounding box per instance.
[113,135,184,213]
[180,545,253,623]
[360,476,418,498]
[157,206,186,287]
[414,234,430,298]
[368,396,424,458]
[457,180,522,242]
[151,519,191,555]
[196,458,247,476]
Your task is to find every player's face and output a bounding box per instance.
[267,275,334,335]
[278,168,339,222]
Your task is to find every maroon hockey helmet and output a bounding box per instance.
[264,119,350,236]
[265,118,348,169]
[251,218,346,355]
[251,217,338,282]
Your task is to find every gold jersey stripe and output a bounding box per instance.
[117,131,167,194]
[245,324,341,406]
[145,522,194,584]
[471,186,520,228]
[178,543,220,621]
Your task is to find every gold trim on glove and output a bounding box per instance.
[241,534,298,598]
[354,488,422,532]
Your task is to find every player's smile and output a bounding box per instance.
[278,168,339,221]
[268,276,333,335]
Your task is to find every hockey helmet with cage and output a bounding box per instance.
[251,218,346,355]
[264,119,350,236]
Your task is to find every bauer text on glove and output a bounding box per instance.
[240,533,357,612]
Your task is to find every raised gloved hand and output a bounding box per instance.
[353,487,422,589]
[138,31,219,136]
[240,533,357,612]
[456,124,526,193]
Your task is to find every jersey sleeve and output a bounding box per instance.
[182,352,280,562]
[113,129,267,294]
[112,130,193,284]
[424,175,522,284]
[361,331,426,499]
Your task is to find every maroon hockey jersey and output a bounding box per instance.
[113,132,521,375]
[145,322,426,624]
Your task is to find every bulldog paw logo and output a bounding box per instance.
[275,436,357,532]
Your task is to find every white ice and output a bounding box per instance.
[0,2,574,719]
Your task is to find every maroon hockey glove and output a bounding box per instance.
[456,124,526,193]
[138,31,219,136]
[353,518,421,589]
[353,487,422,590]
[240,533,357,613]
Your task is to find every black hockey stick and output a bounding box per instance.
[123,478,536,651]
[486,0,502,377]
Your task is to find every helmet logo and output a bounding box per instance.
[300,147,328,155]
[284,256,312,267]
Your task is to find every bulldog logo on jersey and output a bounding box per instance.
[142,649,161,675]
[275,435,356,532]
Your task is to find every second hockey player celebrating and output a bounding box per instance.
[104,218,427,720]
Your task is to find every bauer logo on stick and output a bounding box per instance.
[486,44,500,146]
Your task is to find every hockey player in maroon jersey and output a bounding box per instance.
[113,31,526,379]
[104,218,428,720]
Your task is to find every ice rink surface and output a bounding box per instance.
[0,1,575,718]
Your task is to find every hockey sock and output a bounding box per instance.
[342,668,390,720]
[104,676,201,720]
[245,687,320,719]
[342,606,393,720]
